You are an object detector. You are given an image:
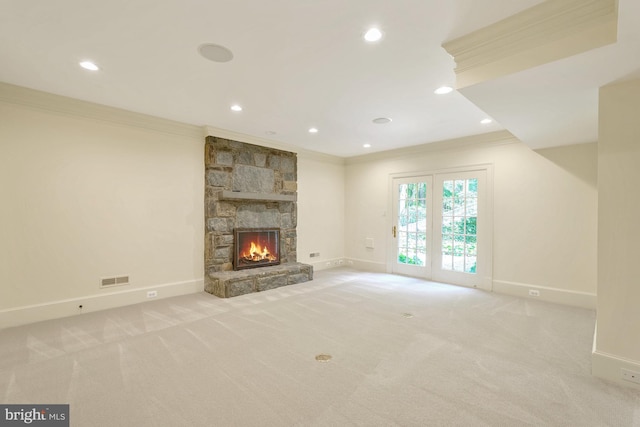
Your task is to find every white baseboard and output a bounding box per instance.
[308,258,347,271]
[492,280,596,309]
[346,258,387,273]
[312,267,595,309]
[592,349,640,391]
[310,258,360,271]
[307,258,386,273]
[0,279,204,329]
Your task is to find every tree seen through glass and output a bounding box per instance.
[397,182,427,266]
[441,178,478,273]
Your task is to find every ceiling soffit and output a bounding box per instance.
[443,0,618,88]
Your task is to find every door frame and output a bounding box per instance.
[386,164,494,290]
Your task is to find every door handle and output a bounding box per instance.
[392,226,396,238]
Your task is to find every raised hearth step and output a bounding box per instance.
[205,262,313,298]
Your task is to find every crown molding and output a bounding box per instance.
[443,0,618,88]
[0,82,202,139]
[203,125,345,165]
[344,130,518,165]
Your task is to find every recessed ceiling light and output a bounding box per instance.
[364,28,383,42]
[481,118,493,124]
[434,86,453,95]
[230,104,242,112]
[79,61,99,71]
[198,43,234,63]
[363,144,371,148]
[372,117,392,124]
[308,127,318,134]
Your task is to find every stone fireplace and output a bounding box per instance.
[204,136,313,297]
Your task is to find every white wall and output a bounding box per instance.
[297,153,346,270]
[0,84,349,327]
[0,84,598,328]
[0,87,204,327]
[344,132,598,307]
[593,78,640,389]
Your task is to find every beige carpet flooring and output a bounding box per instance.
[1,268,639,426]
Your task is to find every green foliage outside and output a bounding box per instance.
[398,182,427,227]
[398,179,478,273]
[398,253,423,266]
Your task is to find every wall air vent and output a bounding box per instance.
[100,275,130,288]
[115,276,129,284]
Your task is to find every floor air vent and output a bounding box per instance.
[315,354,332,362]
[100,275,130,288]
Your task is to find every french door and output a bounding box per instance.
[392,176,433,278]
[391,168,491,289]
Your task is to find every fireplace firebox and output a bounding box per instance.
[233,228,281,270]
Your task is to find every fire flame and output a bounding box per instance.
[241,241,277,262]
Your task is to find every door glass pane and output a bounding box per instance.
[442,234,453,251]
[398,231,408,244]
[442,217,453,234]
[454,217,465,234]
[464,257,477,273]
[418,232,427,246]
[467,179,478,196]
[397,181,427,266]
[418,182,427,199]
[465,235,477,255]
[443,181,453,197]
[454,180,464,195]
[417,209,427,231]
[466,217,476,236]
[466,197,477,216]
[441,178,478,274]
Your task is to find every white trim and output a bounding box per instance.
[0,82,202,139]
[492,279,596,309]
[308,258,347,271]
[204,126,345,165]
[306,258,386,273]
[592,349,640,391]
[346,131,517,165]
[388,163,495,180]
[298,150,345,165]
[443,0,617,87]
[345,258,387,273]
[0,82,345,164]
[0,279,204,329]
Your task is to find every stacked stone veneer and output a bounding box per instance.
[204,136,313,297]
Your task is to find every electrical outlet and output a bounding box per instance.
[147,290,158,298]
[529,289,540,297]
[310,252,320,258]
[622,369,640,384]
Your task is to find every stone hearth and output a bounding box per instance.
[206,262,313,298]
[204,136,313,297]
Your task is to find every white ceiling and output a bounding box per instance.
[1,0,638,157]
